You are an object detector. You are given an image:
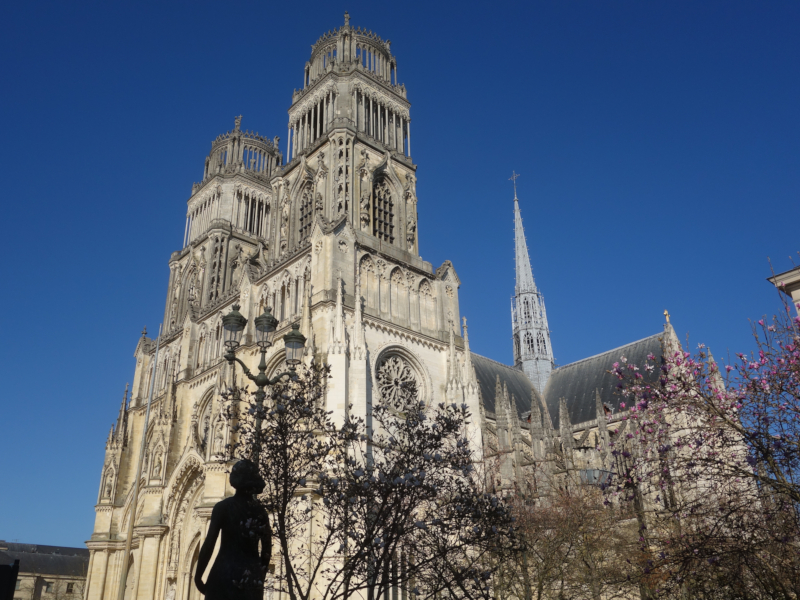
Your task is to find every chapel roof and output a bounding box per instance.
[542,332,665,429]
[471,331,667,430]
[0,541,89,578]
[471,353,544,418]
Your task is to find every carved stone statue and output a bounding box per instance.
[169,537,180,569]
[213,426,225,456]
[195,460,272,600]
[280,200,289,239]
[406,214,417,249]
[360,189,371,229]
[315,192,324,213]
[153,456,162,478]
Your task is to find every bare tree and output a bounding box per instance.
[223,363,515,600]
[495,478,639,600]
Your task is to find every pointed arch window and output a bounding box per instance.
[524,332,534,356]
[536,331,546,356]
[298,186,314,241]
[373,180,394,243]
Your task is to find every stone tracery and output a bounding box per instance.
[376,355,418,410]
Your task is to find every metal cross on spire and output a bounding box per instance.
[509,171,520,199]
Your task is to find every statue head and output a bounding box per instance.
[230,459,265,494]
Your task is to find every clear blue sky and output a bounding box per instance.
[1,0,798,547]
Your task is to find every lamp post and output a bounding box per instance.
[222,303,306,460]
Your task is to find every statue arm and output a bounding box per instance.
[194,505,222,593]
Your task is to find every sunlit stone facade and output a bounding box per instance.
[84,14,680,600]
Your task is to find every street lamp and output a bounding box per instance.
[222,303,306,460]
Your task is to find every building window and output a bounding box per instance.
[67,583,74,594]
[372,180,394,243]
[44,583,53,593]
[298,187,314,241]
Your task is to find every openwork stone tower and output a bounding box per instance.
[511,187,554,394]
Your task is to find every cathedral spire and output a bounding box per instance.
[513,180,536,295]
[510,174,554,394]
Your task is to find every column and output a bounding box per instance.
[369,97,373,137]
[322,94,327,133]
[354,91,359,131]
[407,120,411,156]
[395,113,401,152]
[384,105,388,142]
[134,532,165,600]
[87,550,108,600]
[183,217,189,247]
[287,126,291,161]
[131,545,144,600]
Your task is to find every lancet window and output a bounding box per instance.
[298,187,314,241]
[289,91,336,159]
[234,189,270,238]
[185,188,221,246]
[373,180,394,243]
[536,332,547,356]
[524,332,534,356]
[418,279,436,330]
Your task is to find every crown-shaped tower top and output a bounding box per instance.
[299,13,399,93]
[286,13,412,163]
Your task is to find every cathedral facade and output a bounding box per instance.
[84,14,677,600]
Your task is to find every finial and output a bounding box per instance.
[141,326,147,337]
[234,115,242,131]
[664,309,670,324]
[344,11,350,26]
[509,171,520,199]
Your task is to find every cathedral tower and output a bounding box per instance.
[511,185,554,394]
[85,16,469,600]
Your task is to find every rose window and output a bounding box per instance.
[376,356,418,409]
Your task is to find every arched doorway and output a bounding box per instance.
[186,545,200,600]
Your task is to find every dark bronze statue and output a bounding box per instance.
[194,460,272,600]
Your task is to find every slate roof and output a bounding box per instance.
[542,332,665,429]
[0,542,89,578]
[471,353,545,418]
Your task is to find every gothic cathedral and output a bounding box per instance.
[85,14,679,600]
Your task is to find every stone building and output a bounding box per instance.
[0,541,89,600]
[84,13,677,600]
